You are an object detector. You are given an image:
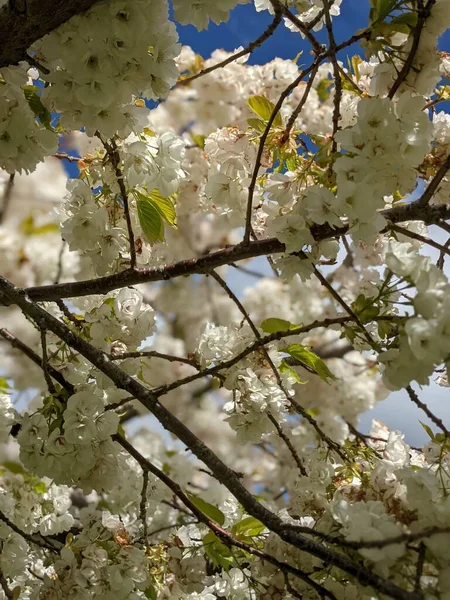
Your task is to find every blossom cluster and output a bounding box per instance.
[0,0,450,599]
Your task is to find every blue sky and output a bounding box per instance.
[175,1,450,63]
[175,1,370,62]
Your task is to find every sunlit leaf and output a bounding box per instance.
[136,193,165,245]
[260,318,302,334]
[23,85,53,130]
[247,95,282,127]
[285,344,337,382]
[187,493,225,525]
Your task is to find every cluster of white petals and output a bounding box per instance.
[0,0,450,598]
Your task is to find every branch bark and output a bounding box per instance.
[5,201,450,305]
[0,275,422,600]
[0,0,103,69]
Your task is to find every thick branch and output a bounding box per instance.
[9,201,450,305]
[0,0,103,69]
[0,276,421,600]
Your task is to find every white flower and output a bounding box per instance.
[173,0,242,30]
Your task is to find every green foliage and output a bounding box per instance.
[247,95,282,128]
[351,294,380,324]
[23,85,53,130]
[203,531,234,570]
[285,344,337,383]
[231,516,265,539]
[186,493,225,526]
[19,216,59,236]
[135,189,177,245]
[260,318,302,334]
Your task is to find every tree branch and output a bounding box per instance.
[12,202,450,306]
[0,0,103,69]
[0,275,421,600]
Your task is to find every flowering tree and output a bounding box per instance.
[0,0,450,598]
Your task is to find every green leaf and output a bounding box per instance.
[389,11,418,33]
[0,377,9,390]
[247,96,282,128]
[232,516,265,538]
[33,481,47,494]
[12,587,21,600]
[192,134,205,149]
[285,154,299,172]
[247,118,267,133]
[285,344,337,383]
[260,318,302,334]
[3,461,25,475]
[23,85,52,130]
[279,360,307,384]
[351,55,363,82]
[19,216,58,236]
[136,194,165,245]
[148,189,177,227]
[351,294,380,324]
[419,421,434,440]
[316,78,333,102]
[144,587,157,600]
[203,531,234,570]
[370,0,397,21]
[186,493,225,525]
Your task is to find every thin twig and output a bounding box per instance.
[53,241,66,285]
[40,328,56,394]
[0,328,74,394]
[311,263,378,349]
[388,0,436,99]
[110,349,198,367]
[416,152,450,207]
[55,299,84,329]
[280,61,320,145]
[391,224,450,257]
[0,569,13,600]
[0,173,14,224]
[414,543,426,594]
[139,470,149,545]
[99,135,137,269]
[406,385,449,437]
[176,7,283,87]
[0,508,59,552]
[437,237,450,269]
[272,0,323,55]
[323,0,342,157]
[268,413,307,476]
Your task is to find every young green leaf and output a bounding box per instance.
[186,493,225,525]
[260,318,302,334]
[148,189,177,227]
[232,516,265,538]
[419,420,435,440]
[136,193,165,245]
[285,344,337,383]
[23,86,53,130]
[279,360,307,384]
[203,531,234,570]
[247,117,267,133]
[247,95,282,128]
